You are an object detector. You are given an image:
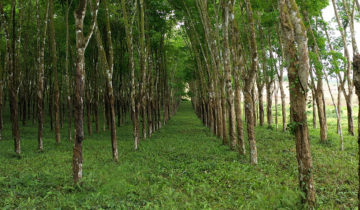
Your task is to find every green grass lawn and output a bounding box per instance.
[0,101,358,209]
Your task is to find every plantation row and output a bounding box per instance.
[1,0,360,208]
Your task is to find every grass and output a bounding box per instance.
[0,101,358,209]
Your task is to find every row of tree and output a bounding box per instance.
[1,0,360,207]
[170,0,360,207]
[0,0,185,184]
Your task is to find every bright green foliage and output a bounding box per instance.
[0,102,357,209]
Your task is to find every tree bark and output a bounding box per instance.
[8,0,21,155]
[275,84,278,130]
[121,0,140,150]
[244,0,258,165]
[352,54,360,210]
[305,13,327,142]
[139,0,148,139]
[332,0,354,136]
[222,0,237,150]
[36,0,49,151]
[65,0,72,142]
[86,87,92,136]
[266,35,275,129]
[73,0,98,184]
[258,27,266,127]
[93,0,118,161]
[230,0,245,155]
[49,0,61,144]
[312,89,317,129]
[277,29,287,132]
[258,84,265,126]
[279,0,316,206]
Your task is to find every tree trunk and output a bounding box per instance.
[0,81,3,140]
[279,0,316,206]
[221,86,227,145]
[229,0,245,154]
[352,54,360,210]
[304,13,328,141]
[244,0,258,165]
[222,0,237,150]
[147,44,153,137]
[258,86,265,126]
[332,0,354,136]
[122,0,140,150]
[103,96,106,131]
[8,0,21,155]
[73,0,98,184]
[49,0,60,144]
[93,0,118,161]
[36,0,49,151]
[217,93,224,140]
[252,87,257,127]
[266,35,276,129]
[266,84,273,128]
[275,84,278,130]
[277,34,287,132]
[315,79,327,142]
[312,90,317,129]
[65,0,72,142]
[139,0,147,139]
[86,89,92,136]
[337,84,342,134]
[345,95,354,135]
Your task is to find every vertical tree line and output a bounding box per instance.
[0,0,183,184]
[1,0,360,207]
[170,0,360,207]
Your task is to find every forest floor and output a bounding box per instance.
[0,102,358,209]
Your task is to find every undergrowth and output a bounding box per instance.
[0,102,357,209]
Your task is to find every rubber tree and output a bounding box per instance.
[229,0,245,155]
[331,0,355,136]
[222,0,237,150]
[244,0,258,165]
[279,0,316,206]
[73,0,99,184]
[0,0,22,155]
[49,0,61,144]
[353,53,360,210]
[121,0,140,150]
[36,0,50,151]
[303,12,328,142]
[93,0,118,162]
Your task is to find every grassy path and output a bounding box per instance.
[0,102,357,209]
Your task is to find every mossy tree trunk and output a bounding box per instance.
[279,0,316,206]
[244,0,258,165]
[352,54,360,210]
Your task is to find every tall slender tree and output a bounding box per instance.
[73,0,99,184]
[49,0,61,144]
[279,0,316,206]
[65,0,72,142]
[121,0,140,150]
[93,0,118,161]
[222,0,236,150]
[36,0,50,151]
[332,0,354,136]
[244,0,258,165]
[353,53,360,210]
